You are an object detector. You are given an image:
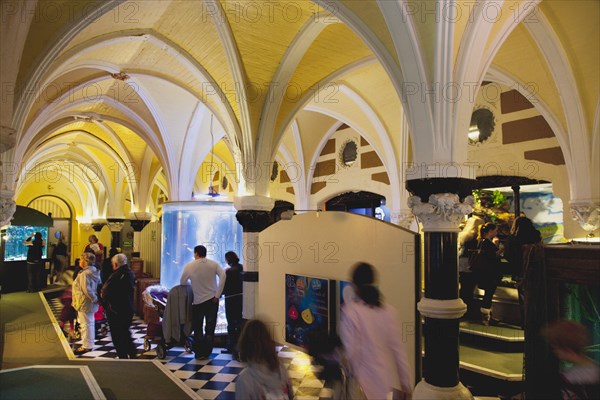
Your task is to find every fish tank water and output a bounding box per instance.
[161,201,243,334]
[3,225,48,261]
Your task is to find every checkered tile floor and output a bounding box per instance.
[46,295,334,399]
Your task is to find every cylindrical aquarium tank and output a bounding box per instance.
[160,201,243,289]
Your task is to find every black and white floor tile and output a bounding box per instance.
[46,295,334,400]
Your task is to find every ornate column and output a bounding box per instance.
[407,178,475,400]
[107,218,125,250]
[0,189,16,227]
[234,195,275,320]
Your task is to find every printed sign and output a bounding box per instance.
[285,274,333,349]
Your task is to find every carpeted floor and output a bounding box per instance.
[0,366,103,400]
[0,291,197,400]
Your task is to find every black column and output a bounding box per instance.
[407,177,475,397]
[512,185,521,217]
[423,230,460,387]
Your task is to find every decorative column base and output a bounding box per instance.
[413,379,473,400]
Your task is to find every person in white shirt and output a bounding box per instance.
[180,245,226,359]
[340,262,413,399]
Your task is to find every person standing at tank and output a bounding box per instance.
[180,245,226,359]
[24,232,45,292]
[223,251,243,357]
[101,253,137,359]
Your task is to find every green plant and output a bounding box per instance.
[491,190,507,208]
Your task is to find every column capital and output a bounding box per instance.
[0,189,16,227]
[234,195,274,212]
[91,218,108,232]
[236,210,272,233]
[106,217,125,232]
[408,194,474,232]
[406,177,476,202]
[128,211,152,232]
[569,200,600,234]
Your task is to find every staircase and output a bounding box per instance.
[459,285,525,399]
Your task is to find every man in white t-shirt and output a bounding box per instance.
[180,245,226,359]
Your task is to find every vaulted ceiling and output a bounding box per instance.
[1,0,598,235]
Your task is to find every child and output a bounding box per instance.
[543,320,600,400]
[59,287,78,340]
[235,319,293,400]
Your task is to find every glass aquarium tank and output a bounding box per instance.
[161,201,243,334]
[3,225,48,261]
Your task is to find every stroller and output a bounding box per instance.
[142,285,194,359]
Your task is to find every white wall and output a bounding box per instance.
[257,211,418,387]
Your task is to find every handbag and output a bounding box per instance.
[340,355,367,400]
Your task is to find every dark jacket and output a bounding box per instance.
[223,263,243,298]
[25,237,44,262]
[475,238,502,290]
[505,228,542,279]
[101,265,135,316]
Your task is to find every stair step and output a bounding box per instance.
[460,321,524,342]
[459,345,523,381]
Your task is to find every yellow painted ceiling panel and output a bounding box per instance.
[492,24,565,131]
[56,39,225,132]
[539,1,599,139]
[275,23,373,139]
[341,62,402,150]
[16,0,97,100]
[220,0,320,136]
[63,1,172,52]
[24,68,107,129]
[154,0,240,127]
[104,121,149,165]
[339,0,399,66]
[293,110,337,169]
[404,0,436,79]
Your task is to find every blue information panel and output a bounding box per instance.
[285,274,334,349]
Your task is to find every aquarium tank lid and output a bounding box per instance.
[10,205,53,227]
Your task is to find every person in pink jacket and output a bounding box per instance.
[340,262,413,399]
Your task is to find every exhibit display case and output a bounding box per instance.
[160,201,243,334]
[0,206,53,293]
[3,225,48,261]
